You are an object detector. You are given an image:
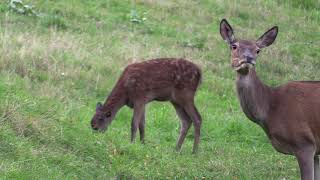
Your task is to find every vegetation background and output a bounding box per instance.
[0,0,319,179]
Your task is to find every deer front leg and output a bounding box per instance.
[295,146,316,180]
[139,113,145,144]
[315,156,320,180]
[131,103,145,143]
[172,103,192,151]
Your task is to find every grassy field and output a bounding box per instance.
[0,0,319,179]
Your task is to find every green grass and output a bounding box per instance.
[0,0,319,179]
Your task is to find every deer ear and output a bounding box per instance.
[96,102,103,110]
[220,19,236,44]
[256,26,278,48]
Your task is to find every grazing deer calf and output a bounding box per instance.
[220,19,320,180]
[91,58,202,153]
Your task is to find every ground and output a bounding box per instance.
[0,0,319,179]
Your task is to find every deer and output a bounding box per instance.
[91,58,202,153]
[220,18,320,180]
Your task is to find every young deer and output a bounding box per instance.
[220,19,320,180]
[91,58,202,153]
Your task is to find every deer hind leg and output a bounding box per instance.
[315,155,320,180]
[172,102,192,152]
[131,102,145,143]
[295,146,316,180]
[183,102,202,154]
[139,113,145,144]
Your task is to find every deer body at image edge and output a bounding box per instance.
[220,19,320,180]
[91,58,202,153]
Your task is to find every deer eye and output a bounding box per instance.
[231,44,237,50]
[256,49,261,54]
[105,112,111,118]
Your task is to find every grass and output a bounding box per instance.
[0,0,319,179]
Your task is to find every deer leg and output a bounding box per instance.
[172,103,192,151]
[183,102,202,154]
[315,156,320,180]
[139,113,145,144]
[131,103,145,143]
[295,146,316,180]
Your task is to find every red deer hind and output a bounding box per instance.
[220,19,320,180]
[91,58,202,153]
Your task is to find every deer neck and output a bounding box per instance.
[103,82,127,117]
[236,69,272,128]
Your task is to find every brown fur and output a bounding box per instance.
[91,58,202,153]
[221,19,320,180]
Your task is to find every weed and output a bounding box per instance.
[129,9,147,24]
[9,0,37,16]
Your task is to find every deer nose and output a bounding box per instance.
[245,56,254,64]
[91,123,99,130]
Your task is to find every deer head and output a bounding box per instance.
[91,102,113,131]
[219,19,278,75]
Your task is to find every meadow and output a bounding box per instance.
[0,0,319,179]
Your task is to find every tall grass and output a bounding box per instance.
[0,0,319,179]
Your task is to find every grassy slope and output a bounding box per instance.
[0,0,319,179]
